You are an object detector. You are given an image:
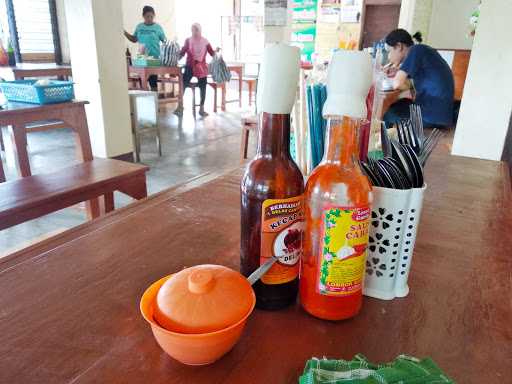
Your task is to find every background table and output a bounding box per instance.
[0,63,72,80]
[0,145,510,383]
[129,66,183,109]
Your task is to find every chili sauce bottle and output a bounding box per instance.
[241,44,304,310]
[300,50,373,320]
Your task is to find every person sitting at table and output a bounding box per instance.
[178,23,216,117]
[383,29,454,129]
[124,5,167,92]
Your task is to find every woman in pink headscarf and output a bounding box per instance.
[179,23,216,117]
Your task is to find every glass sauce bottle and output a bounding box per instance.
[300,50,373,320]
[241,44,304,310]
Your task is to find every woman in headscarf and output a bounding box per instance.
[179,23,216,117]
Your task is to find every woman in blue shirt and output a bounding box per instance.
[124,6,167,91]
[383,29,454,128]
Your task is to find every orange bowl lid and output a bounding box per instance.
[154,264,254,334]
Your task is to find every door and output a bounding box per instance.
[361,1,402,49]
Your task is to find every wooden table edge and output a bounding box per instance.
[0,168,238,273]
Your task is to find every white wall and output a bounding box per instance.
[174,0,231,46]
[452,0,512,161]
[427,0,478,49]
[398,0,433,40]
[64,0,133,158]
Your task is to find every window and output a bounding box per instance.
[1,0,61,63]
[14,0,54,55]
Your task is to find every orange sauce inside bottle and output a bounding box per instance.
[300,116,372,320]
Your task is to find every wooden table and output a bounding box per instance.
[0,63,72,80]
[128,66,183,109]
[0,146,511,383]
[0,101,92,178]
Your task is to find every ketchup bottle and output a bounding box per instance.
[300,50,373,320]
[241,44,304,310]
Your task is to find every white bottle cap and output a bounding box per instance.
[257,43,300,114]
[322,50,373,119]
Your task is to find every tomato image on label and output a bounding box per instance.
[260,196,304,285]
[317,206,370,296]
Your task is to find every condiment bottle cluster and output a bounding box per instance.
[241,44,373,320]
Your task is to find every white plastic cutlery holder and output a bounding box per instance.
[363,184,427,300]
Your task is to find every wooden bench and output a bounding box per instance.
[0,158,148,230]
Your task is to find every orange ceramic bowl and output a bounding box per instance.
[140,275,256,365]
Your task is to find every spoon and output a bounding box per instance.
[247,256,284,285]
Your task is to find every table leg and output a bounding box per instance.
[221,83,226,112]
[178,71,184,109]
[0,127,5,151]
[104,192,115,213]
[118,173,147,200]
[213,85,218,113]
[140,70,150,91]
[248,81,254,106]
[0,158,5,183]
[70,105,93,162]
[68,104,100,219]
[9,124,31,177]
[238,69,242,107]
[240,127,250,161]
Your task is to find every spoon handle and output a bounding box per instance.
[247,256,279,286]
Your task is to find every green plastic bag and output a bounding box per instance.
[299,354,454,384]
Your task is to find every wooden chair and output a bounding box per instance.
[0,158,148,230]
[128,90,162,162]
[240,115,258,161]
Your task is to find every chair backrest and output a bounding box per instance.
[128,91,158,129]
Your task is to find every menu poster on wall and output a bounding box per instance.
[291,0,318,62]
[340,5,360,23]
[291,0,318,23]
[264,0,288,26]
[291,23,317,62]
[318,4,341,24]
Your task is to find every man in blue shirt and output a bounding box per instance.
[124,6,167,91]
[383,29,454,128]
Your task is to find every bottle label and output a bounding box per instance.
[260,196,304,285]
[317,206,370,296]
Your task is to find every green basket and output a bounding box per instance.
[133,57,161,67]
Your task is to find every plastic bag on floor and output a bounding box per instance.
[209,54,231,84]
[160,40,181,67]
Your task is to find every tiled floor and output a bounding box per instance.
[0,97,256,255]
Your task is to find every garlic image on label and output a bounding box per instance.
[337,245,355,260]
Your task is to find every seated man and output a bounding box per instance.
[383,29,454,129]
